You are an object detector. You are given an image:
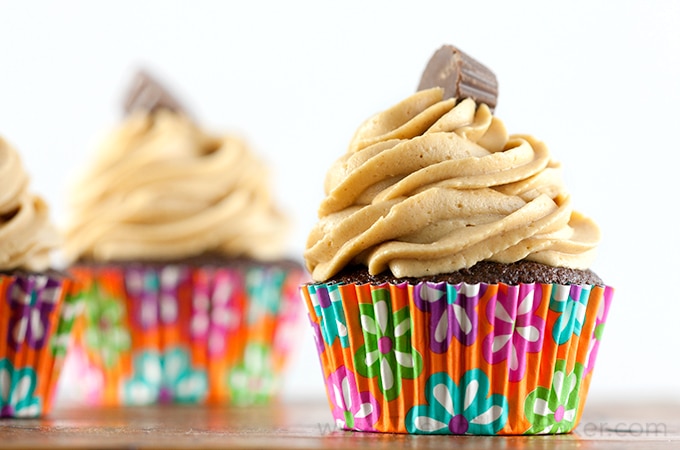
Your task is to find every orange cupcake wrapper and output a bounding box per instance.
[59,263,306,406]
[301,280,614,435]
[0,273,81,418]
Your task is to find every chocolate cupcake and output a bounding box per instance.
[59,71,305,406]
[300,45,614,435]
[0,137,81,418]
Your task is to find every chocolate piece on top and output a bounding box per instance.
[123,70,186,116]
[418,45,498,112]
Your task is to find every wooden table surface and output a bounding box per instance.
[0,400,678,449]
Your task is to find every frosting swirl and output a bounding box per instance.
[64,111,289,263]
[0,137,59,271]
[305,88,600,281]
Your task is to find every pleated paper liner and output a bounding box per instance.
[0,272,82,418]
[301,280,614,435]
[57,262,306,406]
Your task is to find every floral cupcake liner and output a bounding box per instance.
[301,280,614,435]
[58,262,305,406]
[0,272,81,418]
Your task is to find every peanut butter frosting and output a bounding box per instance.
[63,111,289,263]
[0,137,59,271]
[304,88,600,282]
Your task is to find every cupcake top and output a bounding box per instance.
[304,46,600,282]
[0,137,59,271]
[63,71,289,264]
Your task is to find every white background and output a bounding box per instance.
[1,1,678,404]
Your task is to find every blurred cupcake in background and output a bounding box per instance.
[0,136,81,417]
[58,70,305,406]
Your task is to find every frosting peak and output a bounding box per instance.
[304,88,600,281]
[64,111,290,263]
[0,137,59,271]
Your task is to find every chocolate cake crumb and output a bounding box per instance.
[73,253,303,272]
[321,260,603,286]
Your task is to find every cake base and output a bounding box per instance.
[328,260,603,286]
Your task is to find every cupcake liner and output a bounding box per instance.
[0,272,81,418]
[301,280,614,435]
[58,262,306,406]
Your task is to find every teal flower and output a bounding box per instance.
[122,347,208,405]
[524,360,584,434]
[228,343,277,405]
[354,288,422,401]
[406,370,508,435]
[550,284,590,345]
[246,267,285,323]
[309,284,349,348]
[0,358,41,418]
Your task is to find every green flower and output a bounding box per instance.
[549,285,590,345]
[228,343,277,405]
[524,360,585,434]
[81,285,131,369]
[50,289,84,357]
[122,347,208,405]
[0,358,41,418]
[354,288,422,401]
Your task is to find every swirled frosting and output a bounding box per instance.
[305,88,600,281]
[0,137,59,271]
[64,111,289,263]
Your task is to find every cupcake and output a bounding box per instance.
[300,45,614,435]
[59,70,306,406]
[0,136,81,418]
